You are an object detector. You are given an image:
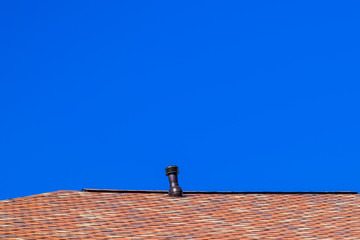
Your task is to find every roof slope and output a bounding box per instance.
[1,190,360,239]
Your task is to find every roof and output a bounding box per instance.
[1,190,360,239]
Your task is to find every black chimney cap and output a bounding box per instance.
[165,165,179,176]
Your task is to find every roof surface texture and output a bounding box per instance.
[1,190,360,239]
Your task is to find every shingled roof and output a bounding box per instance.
[1,189,360,239]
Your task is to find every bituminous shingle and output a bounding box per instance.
[0,191,359,239]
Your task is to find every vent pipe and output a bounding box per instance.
[165,165,183,197]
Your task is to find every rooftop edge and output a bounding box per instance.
[82,189,358,194]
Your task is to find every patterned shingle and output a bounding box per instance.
[1,190,359,239]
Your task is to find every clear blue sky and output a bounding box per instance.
[1,1,360,200]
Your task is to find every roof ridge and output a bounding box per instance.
[82,189,358,194]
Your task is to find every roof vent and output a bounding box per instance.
[165,165,183,197]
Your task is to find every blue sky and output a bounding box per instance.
[1,1,360,200]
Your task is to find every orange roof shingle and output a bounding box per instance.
[1,190,360,239]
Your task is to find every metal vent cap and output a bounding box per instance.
[165,165,179,176]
